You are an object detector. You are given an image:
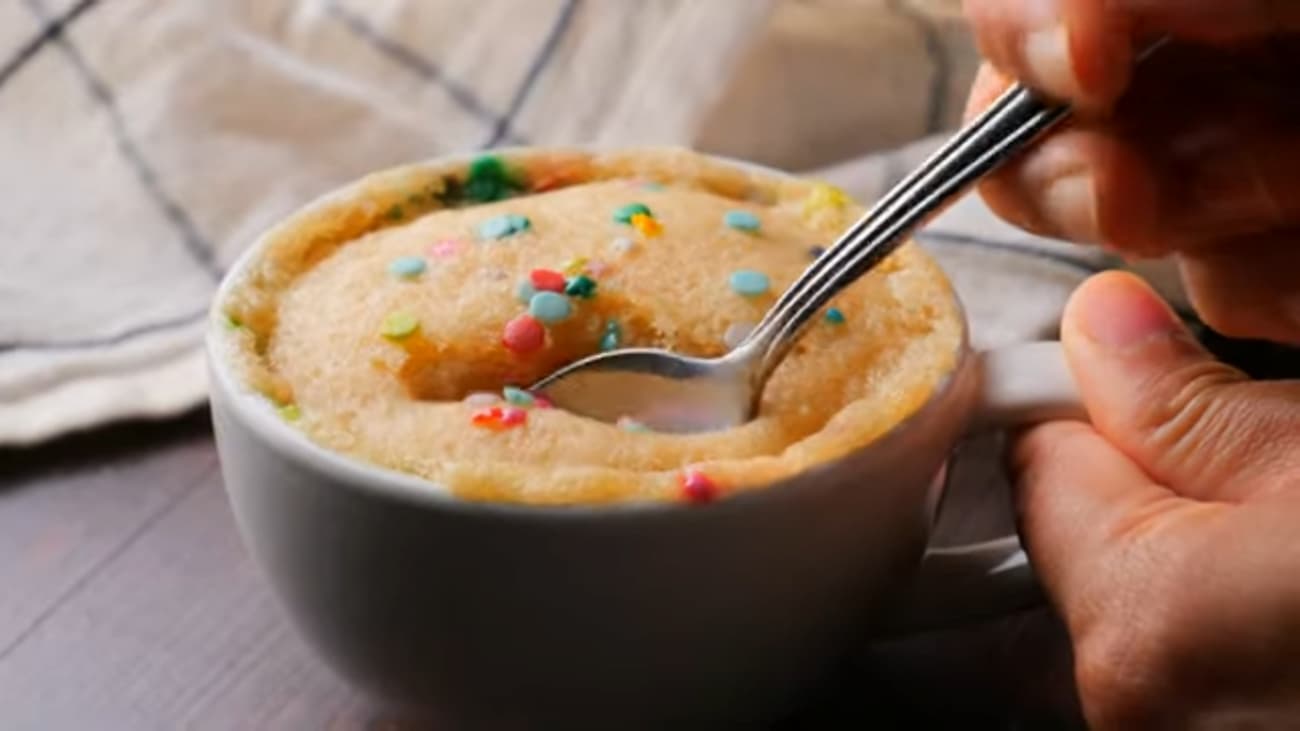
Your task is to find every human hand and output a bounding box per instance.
[1013,271,1300,729]
[963,0,1300,344]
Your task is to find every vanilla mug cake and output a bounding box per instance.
[208,147,1080,727]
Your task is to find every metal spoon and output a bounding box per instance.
[532,83,1071,433]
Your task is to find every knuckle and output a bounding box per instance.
[1132,356,1241,460]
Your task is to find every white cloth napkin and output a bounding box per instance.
[0,0,1183,445]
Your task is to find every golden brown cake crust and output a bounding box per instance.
[220,148,963,505]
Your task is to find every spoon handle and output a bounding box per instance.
[737,82,1069,383]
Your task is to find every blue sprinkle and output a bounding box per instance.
[529,291,572,324]
[825,308,846,325]
[515,279,538,304]
[724,210,761,233]
[388,256,427,278]
[809,245,826,259]
[477,213,531,240]
[599,320,622,351]
[502,386,535,407]
[729,269,770,297]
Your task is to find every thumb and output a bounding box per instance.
[1060,271,1300,501]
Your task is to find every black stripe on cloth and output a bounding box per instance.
[0,0,101,93]
[22,0,223,281]
[885,0,952,135]
[325,1,524,144]
[0,306,208,353]
[481,0,580,149]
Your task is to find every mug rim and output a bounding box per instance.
[206,146,973,519]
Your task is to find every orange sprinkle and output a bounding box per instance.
[630,212,662,238]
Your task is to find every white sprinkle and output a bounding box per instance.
[611,236,635,255]
[464,392,500,407]
[723,322,756,349]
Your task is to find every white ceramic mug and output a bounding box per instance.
[207,153,1083,729]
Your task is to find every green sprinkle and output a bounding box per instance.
[223,314,243,330]
[618,416,652,433]
[724,209,761,232]
[464,155,521,202]
[564,274,598,299]
[477,213,531,240]
[381,312,420,340]
[388,256,427,279]
[729,269,770,297]
[529,291,572,324]
[825,308,846,325]
[642,182,665,192]
[385,204,405,221]
[278,404,301,422]
[502,386,536,407]
[599,320,622,351]
[613,202,652,224]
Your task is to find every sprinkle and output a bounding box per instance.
[380,312,420,340]
[464,391,500,407]
[585,259,612,277]
[464,155,520,203]
[808,245,826,260]
[502,314,545,354]
[529,291,572,324]
[430,239,465,258]
[471,405,528,431]
[477,213,531,240]
[723,210,761,233]
[562,257,589,276]
[630,212,662,238]
[617,416,652,433]
[529,268,567,293]
[503,386,536,407]
[642,182,665,192]
[723,321,755,349]
[388,256,427,279]
[223,314,243,330]
[515,279,538,304]
[613,202,653,224]
[385,204,404,221]
[825,308,846,325]
[611,236,636,255]
[729,270,770,297]
[500,406,528,426]
[599,320,623,351]
[533,394,554,409]
[564,274,597,299]
[679,468,719,504]
[278,404,301,422]
[802,182,850,220]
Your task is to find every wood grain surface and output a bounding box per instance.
[0,408,1084,730]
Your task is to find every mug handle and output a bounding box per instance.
[880,341,1085,634]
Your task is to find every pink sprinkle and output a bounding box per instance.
[500,406,528,426]
[464,392,499,407]
[429,239,464,258]
[502,314,545,354]
[533,395,554,409]
[585,260,612,277]
[679,468,718,504]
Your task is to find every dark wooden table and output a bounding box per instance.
[1,406,1087,729]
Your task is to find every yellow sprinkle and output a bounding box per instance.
[381,311,420,340]
[278,404,301,422]
[802,182,850,221]
[563,257,589,276]
[630,212,662,238]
